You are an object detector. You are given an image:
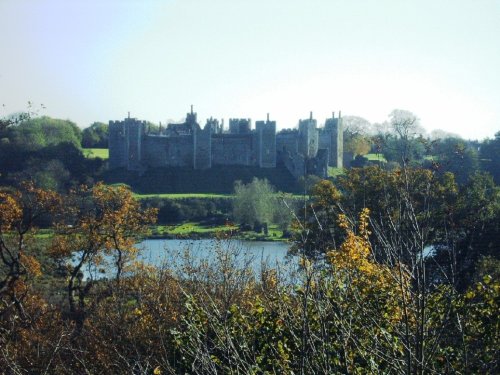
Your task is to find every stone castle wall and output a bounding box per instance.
[142,135,168,168]
[212,134,256,166]
[276,130,299,155]
[140,134,194,169]
[108,110,344,179]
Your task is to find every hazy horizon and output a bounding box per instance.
[1,0,499,140]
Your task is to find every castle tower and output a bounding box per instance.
[298,112,319,158]
[125,117,145,171]
[324,111,343,168]
[193,121,212,169]
[188,107,211,170]
[108,115,145,171]
[108,120,126,169]
[255,113,277,168]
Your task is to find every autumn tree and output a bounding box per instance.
[0,182,61,321]
[50,182,157,332]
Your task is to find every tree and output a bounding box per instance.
[430,137,479,184]
[81,122,108,148]
[232,178,275,231]
[480,131,500,184]
[342,115,374,135]
[290,166,499,373]
[429,128,461,140]
[49,183,157,332]
[9,116,82,151]
[382,110,426,164]
[0,182,61,320]
[344,134,372,156]
[341,115,373,157]
[272,192,298,232]
[431,172,500,289]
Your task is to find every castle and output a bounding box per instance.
[108,107,343,179]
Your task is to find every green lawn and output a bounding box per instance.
[169,222,234,234]
[152,222,237,236]
[328,167,345,178]
[83,148,109,159]
[364,153,387,162]
[135,193,232,199]
[34,229,54,239]
[150,222,287,241]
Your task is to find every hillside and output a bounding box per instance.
[102,164,301,194]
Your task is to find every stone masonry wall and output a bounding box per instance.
[211,134,256,166]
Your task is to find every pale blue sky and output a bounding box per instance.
[1,0,499,139]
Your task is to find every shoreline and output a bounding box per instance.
[146,231,290,243]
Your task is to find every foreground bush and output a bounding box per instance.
[1,180,498,374]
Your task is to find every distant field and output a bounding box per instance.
[135,193,232,199]
[135,192,304,200]
[162,222,237,235]
[153,222,285,241]
[83,148,109,159]
[364,153,387,162]
[328,167,345,177]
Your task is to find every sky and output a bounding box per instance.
[1,0,499,140]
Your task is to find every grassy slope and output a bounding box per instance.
[103,165,300,194]
[83,148,109,159]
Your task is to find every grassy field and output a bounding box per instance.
[328,167,345,178]
[364,153,387,162]
[161,222,236,235]
[135,192,305,200]
[29,222,286,242]
[83,148,109,159]
[150,222,286,241]
[135,193,232,199]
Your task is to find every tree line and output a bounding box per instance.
[0,116,107,192]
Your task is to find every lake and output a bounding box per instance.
[81,239,292,280]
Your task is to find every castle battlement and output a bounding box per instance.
[108,108,343,178]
